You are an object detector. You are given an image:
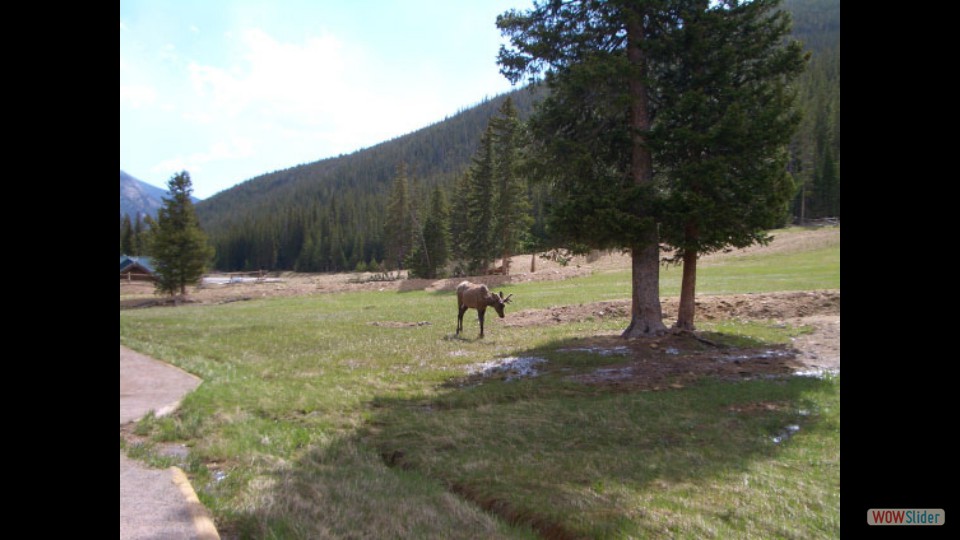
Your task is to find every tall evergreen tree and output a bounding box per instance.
[141,215,157,257]
[498,0,675,337]
[490,97,532,274]
[653,0,807,330]
[449,171,473,268]
[499,0,808,335]
[150,171,214,296]
[383,163,414,271]
[464,127,498,273]
[407,186,451,279]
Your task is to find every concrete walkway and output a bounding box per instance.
[120,345,220,540]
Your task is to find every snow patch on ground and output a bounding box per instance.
[772,424,801,445]
[467,356,548,381]
[793,367,840,379]
[718,349,796,363]
[559,346,630,356]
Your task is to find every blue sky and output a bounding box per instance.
[120,0,531,199]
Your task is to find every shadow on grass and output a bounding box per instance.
[359,336,836,538]
[218,436,535,539]
[220,335,837,539]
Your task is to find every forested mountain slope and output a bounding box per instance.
[785,0,840,220]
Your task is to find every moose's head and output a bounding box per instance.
[492,291,514,318]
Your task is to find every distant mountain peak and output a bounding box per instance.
[120,170,167,219]
[120,170,203,219]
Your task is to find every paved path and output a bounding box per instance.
[120,345,219,540]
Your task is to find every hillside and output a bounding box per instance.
[196,0,839,273]
[120,170,168,219]
[785,0,841,220]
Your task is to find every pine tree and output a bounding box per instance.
[490,97,531,274]
[141,215,157,256]
[383,163,414,272]
[653,0,807,331]
[498,0,675,336]
[464,127,498,274]
[150,171,214,296]
[407,186,451,278]
[449,171,472,270]
[499,0,808,335]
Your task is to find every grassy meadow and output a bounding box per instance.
[120,227,840,538]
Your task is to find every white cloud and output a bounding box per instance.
[131,24,510,196]
[160,43,178,63]
[120,84,158,108]
[120,21,127,31]
[152,137,255,177]
[180,26,474,157]
[186,28,349,122]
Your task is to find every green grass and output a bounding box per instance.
[495,233,839,309]
[120,227,840,538]
[367,373,839,538]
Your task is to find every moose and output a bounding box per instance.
[455,281,513,338]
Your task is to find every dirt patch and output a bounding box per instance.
[504,289,840,390]
[787,314,840,371]
[505,290,840,328]
[558,334,812,391]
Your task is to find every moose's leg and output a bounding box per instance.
[457,305,468,335]
[478,307,486,338]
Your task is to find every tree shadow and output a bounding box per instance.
[357,335,838,538]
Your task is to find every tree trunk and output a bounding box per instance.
[675,247,698,331]
[622,236,667,338]
[800,181,806,225]
[530,253,536,273]
[621,13,667,338]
